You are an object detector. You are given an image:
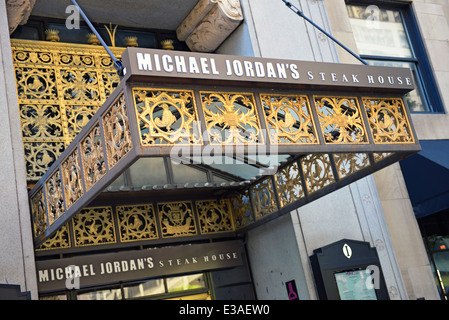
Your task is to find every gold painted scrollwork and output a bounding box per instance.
[30,188,47,237]
[102,93,133,169]
[45,169,65,225]
[315,96,368,144]
[72,207,116,247]
[250,177,278,220]
[36,224,71,251]
[11,40,124,181]
[61,147,84,209]
[196,199,234,234]
[157,201,198,238]
[25,142,65,180]
[363,97,414,144]
[261,94,317,145]
[301,154,335,194]
[80,123,106,191]
[275,161,304,207]
[230,189,253,229]
[201,92,262,144]
[333,153,370,179]
[133,88,202,145]
[117,204,158,242]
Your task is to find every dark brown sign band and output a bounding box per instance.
[122,47,414,92]
[36,240,244,293]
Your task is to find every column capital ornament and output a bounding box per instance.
[6,0,36,34]
[176,0,243,52]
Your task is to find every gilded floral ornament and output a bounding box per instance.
[133,89,202,145]
[201,92,262,144]
[315,96,368,144]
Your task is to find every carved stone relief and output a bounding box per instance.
[176,0,243,52]
[6,0,36,34]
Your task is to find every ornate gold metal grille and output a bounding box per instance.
[117,204,158,242]
[11,40,124,181]
[301,154,336,194]
[201,92,263,144]
[133,88,202,145]
[334,153,370,179]
[250,177,278,220]
[196,199,234,234]
[80,123,106,191]
[314,96,368,144]
[363,97,415,144]
[20,40,419,248]
[158,201,198,238]
[72,206,116,247]
[275,161,304,208]
[34,149,404,253]
[102,93,133,169]
[230,189,253,230]
[261,94,318,145]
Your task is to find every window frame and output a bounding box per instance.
[346,0,445,114]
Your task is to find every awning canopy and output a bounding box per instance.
[400,140,449,219]
[29,47,421,248]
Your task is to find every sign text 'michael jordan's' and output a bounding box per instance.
[122,47,415,91]
[35,241,244,293]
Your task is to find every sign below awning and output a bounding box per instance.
[29,48,421,248]
[36,240,244,293]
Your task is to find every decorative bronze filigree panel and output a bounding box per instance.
[80,123,106,191]
[61,147,84,209]
[157,201,197,238]
[275,161,304,207]
[363,97,415,144]
[45,169,64,225]
[36,224,71,251]
[260,94,318,145]
[196,199,234,234]
[24,142,65,180]
[11,40,124,181]
[301,154,336,194]
[201,92,263,144]
[373,152,393,162]
[15,67,58,100]
[333,153,370,179]
[250,177,278,220]
[117,204,158,242]
[133,88,202,145]
[230,189,253,229]
[30,187,47,237]
[314,96,368,144]
[72,207,116,247]
[102,93,133,169]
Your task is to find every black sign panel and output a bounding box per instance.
[36,240,244,293]
[310,239,389,300]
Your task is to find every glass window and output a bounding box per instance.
[70,272,209,300]
[347,3,441,113]
[77,288,122,300]
[123,279,165,299]
[366,60,427,112]
[128,157,168,186]
[166,274,206,292]
[347,5,413,58]
[171,163,209,184]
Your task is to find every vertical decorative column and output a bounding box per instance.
[0,0,38,298]
[176,0,244,52]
